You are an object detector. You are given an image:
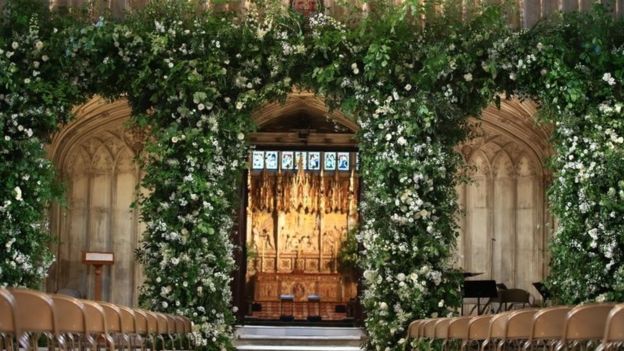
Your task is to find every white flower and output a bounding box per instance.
[397,136,407,145]
[463,73,473,82]
[171,136,179,143]
[379,302,388,310]
[509,72,517,80]
[404,84,412,91]
[237,132,245,141]
[197,103,205,111]
[34,41,44,50]
[236,101,244,110]
[351,63,359,75]
[42,55,49,62]
[397,273,406,281]
[11,42,18,50]
[602,72,616,86]
[14,186,23,201]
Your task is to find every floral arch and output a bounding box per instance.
[2,1,624,351]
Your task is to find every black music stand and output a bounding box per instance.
[462,280,499,315]
[532,282,551,301]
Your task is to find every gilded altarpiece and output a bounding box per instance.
[246,153,359,320]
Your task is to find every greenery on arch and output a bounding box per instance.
[1,1,624,351]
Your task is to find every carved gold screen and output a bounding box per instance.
[246,150,359,320]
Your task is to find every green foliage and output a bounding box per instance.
[2,0,624,349]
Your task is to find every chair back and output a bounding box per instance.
[118,305,136,334]
[407,320,422,338]
[134,309,148,335]
[468,315,493,340]
[423,319,438,339]
[156,313,169,334]
[182,317,192,333]
[51,294,86,334]
[434,318,451,339]
[448,316,471,339]
[487,312,509,339]
[9,288,57,334]
[604,304,624,343]
[100,302,122,333]
[174,316,186,334]
[166,315,176,335]
[563,304,614,341]
[0,288,18,335]
[81,300,108,335]
[530,306,571,340]
[144,310,159,334]
[417,319,429,338]
[506,309,537,339]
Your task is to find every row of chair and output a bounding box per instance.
[407,303,624,350]
[0,287,194,351]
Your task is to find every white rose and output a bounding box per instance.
[14,186,23,201]
[11,42,18,50]
[34,41,44,50]
[171,136,179,143]
[237,132,245,140]
[397,136,407,145]
[379,302,388,310]
[463,73,473,82]
[404,84,412,91]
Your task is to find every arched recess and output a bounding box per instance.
[47,97,144,306]
[250,91,359,147]
[456,97,552,299]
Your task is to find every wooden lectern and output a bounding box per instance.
[82,251,114,301]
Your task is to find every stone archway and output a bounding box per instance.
[47,97,144,305]
[232,92,362,323]
[456,97,553,300]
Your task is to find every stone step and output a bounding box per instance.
[236,346,365,351]
[234,325,367,350]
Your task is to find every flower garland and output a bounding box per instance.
[2,1,624,350]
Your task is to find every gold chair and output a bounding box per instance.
[555,304,615,351]
[81,300,114,351]
[166,315,178,350]
[481,312,510,351]
[143,310,159,351]
[51,294,87,350]
[524,306,572,351]
[423,318,440,341]
[99,302,127,350]
[174,316,187,350]
[434,318,452,340]
[434,318,452,350]
[446,316,472,351]
[181,316,193,350]
[118,305,141,350]
[133,309,149,351]
[600,304,624,351]
[0,288,18,351]
[155,313,169,350]
[9,288,60,350]
[461,315,494,351]
[407,319,424,339]
[417,319,431,340]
